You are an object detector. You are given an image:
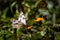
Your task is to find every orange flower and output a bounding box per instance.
[34,17,44,22]
[27,26,32,29]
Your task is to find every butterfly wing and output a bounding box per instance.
[18,11,26,25]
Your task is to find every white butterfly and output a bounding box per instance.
[11,11,26,28]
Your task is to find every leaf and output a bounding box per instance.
[11,1,16,7]
[25,12,29,20]
[47,1,53,10]
[0,37,4,40]
[56,34,60,40]
[17,28,22,37]
[31,31,42,40]
[14,9,19,18]
[1,8,8,19]
[32,0,42,8]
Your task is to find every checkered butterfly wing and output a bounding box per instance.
[18,11,26,25]
[11,11,26,28]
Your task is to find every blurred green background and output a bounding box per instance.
[0,0,60,40]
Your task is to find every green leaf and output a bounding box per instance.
[17,28,22,37]
[31,31,42,40]
[0,37,4,40]
[25,12,29,20]
[1,8,8,19]
[11,1,16,7]
[56,34,60,40]
[14,9,19,18]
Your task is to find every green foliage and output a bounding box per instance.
[0,0,60,40]
[56,34,60,40]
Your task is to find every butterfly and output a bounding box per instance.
[11,11,26,28]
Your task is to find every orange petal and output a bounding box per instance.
[27,26,32,29]
[34,18,44,22]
